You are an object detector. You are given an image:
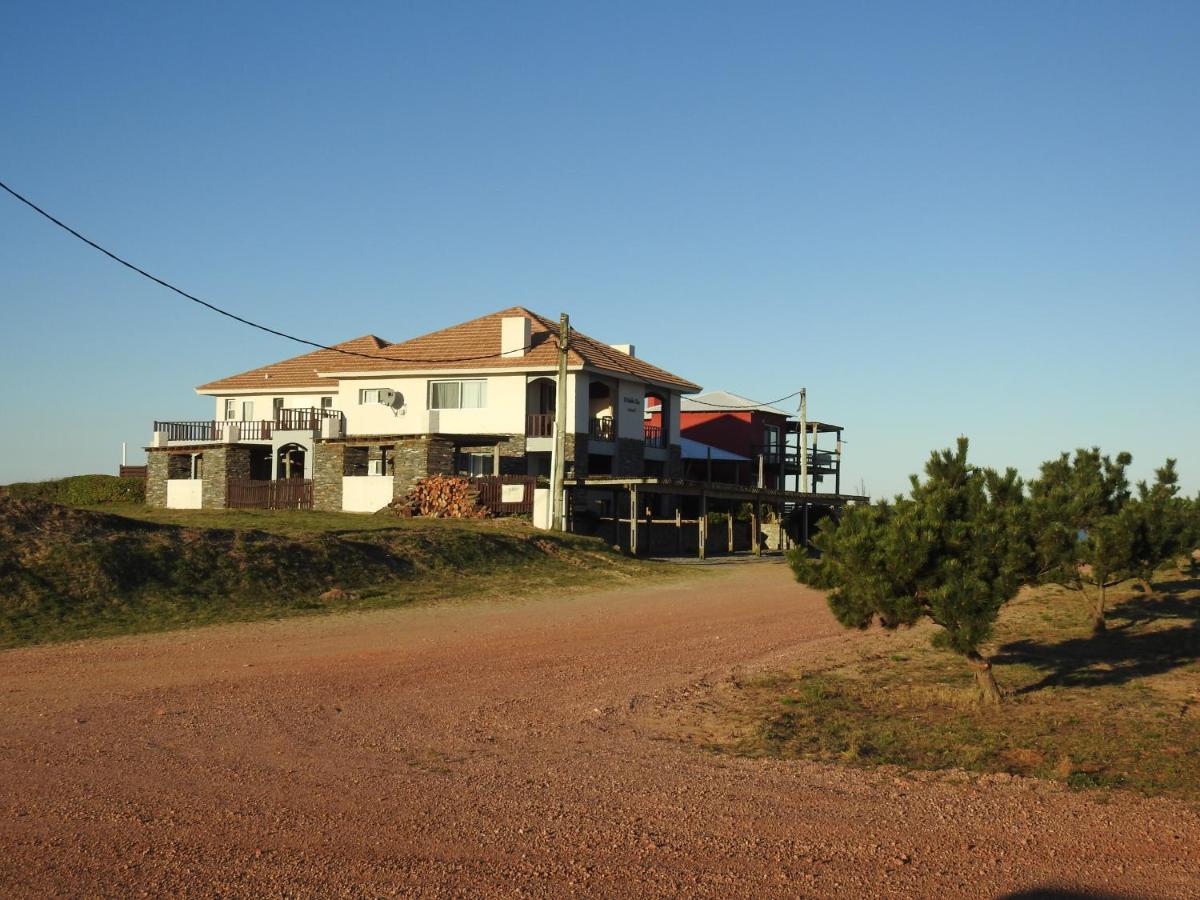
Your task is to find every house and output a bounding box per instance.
[678,390,844,495]
[145,307,700,513]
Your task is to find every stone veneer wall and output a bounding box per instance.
[313,442,345,511]
[564,432,589,479]
[615,437,645,476]
[458,433,527,475]
[392,436,457,499]
[201,445,251,509]
[145,450,169,508]
[666,444,683,479]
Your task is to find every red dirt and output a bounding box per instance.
[1,561,1197,897]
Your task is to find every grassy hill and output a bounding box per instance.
[0,496,656,648]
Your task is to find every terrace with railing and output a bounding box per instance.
[153,407,343,444]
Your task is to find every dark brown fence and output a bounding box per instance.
[473,475,537,515]
[525,413,555,437]
[118,465,147,479]
[643,425,664,448]
[275,407,342,431]
[227,478,313,510]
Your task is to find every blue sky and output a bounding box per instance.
[2,1,1197,497]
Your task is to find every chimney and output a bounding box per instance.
[501,316,531,358]
[609,343,635,357]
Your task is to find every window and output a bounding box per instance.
[321,396,334,409]
[430,379,486,410]
[224,399,236,420]
[359,388,400,406]
[273,398,285,417]
[241,400,254,421]
[764,424,780,451]
[458,452,495,476]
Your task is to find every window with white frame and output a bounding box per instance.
[241,400,254,421]
[358,388,396,405]
[429,379,486,410]
[224,399,236,420]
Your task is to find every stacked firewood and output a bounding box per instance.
[390,475,489,518]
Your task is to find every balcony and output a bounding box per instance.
[153,408,343,444]
[643,424,664,449]
[589,416,614,442]
[526,413,555,438]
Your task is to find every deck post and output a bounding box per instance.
[698,491,707,560]
[629,486,639,556]
[835,429,843,496]
[727,509,734,553]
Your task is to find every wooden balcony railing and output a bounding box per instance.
[643,425,664,448]
[275,407,342,431]
[155,409,342,443]
[526,413,555,437]
[589,416,614,442]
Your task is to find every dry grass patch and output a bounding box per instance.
[696,570,1200,800]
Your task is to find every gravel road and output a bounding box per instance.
[1,561,1197,898]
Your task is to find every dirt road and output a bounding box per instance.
[1,561,1197,898]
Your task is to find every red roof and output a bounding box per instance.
[197,307,699,393]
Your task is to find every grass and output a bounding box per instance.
[89,503,508,536]
[704,568,1200,801]
[0,498,666,649]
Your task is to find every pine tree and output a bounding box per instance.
[1028,448,1136,634]
[790,438,1030,705]
[1127,460,1188,595]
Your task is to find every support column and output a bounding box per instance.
[629,486,639,556]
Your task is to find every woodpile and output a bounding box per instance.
[388,475,490,519]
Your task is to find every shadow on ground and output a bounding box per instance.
[994,574,1200,695]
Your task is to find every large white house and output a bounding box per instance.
[146,307,700,513]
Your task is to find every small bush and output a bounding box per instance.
[2,474,145,506]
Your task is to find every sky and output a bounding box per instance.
[1,1,1197,498]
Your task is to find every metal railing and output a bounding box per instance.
[589,416,614,442]
[643,424,664,448]
[526,413,555,437]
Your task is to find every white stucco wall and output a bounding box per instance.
[615,379,647,440]
[166,479,202,509]
[211,392,336,420]
[336,373,547,437]
[342,475,395,513]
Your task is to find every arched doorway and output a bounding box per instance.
[276,443,307,480]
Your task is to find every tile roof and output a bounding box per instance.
[196,307,700,393]
[194,335,390,392]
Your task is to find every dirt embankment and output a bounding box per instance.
[0,496,640,647]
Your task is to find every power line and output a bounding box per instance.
[0,178,535,365]
[684,390,804,410]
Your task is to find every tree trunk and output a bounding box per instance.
[1139,577,1154,597]
[1091,582,1108,635]
[966,651,1002,705]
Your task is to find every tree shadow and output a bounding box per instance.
[995,574,1200,695]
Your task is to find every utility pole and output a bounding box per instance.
[550,312,570,531]
[799,388,809,493]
